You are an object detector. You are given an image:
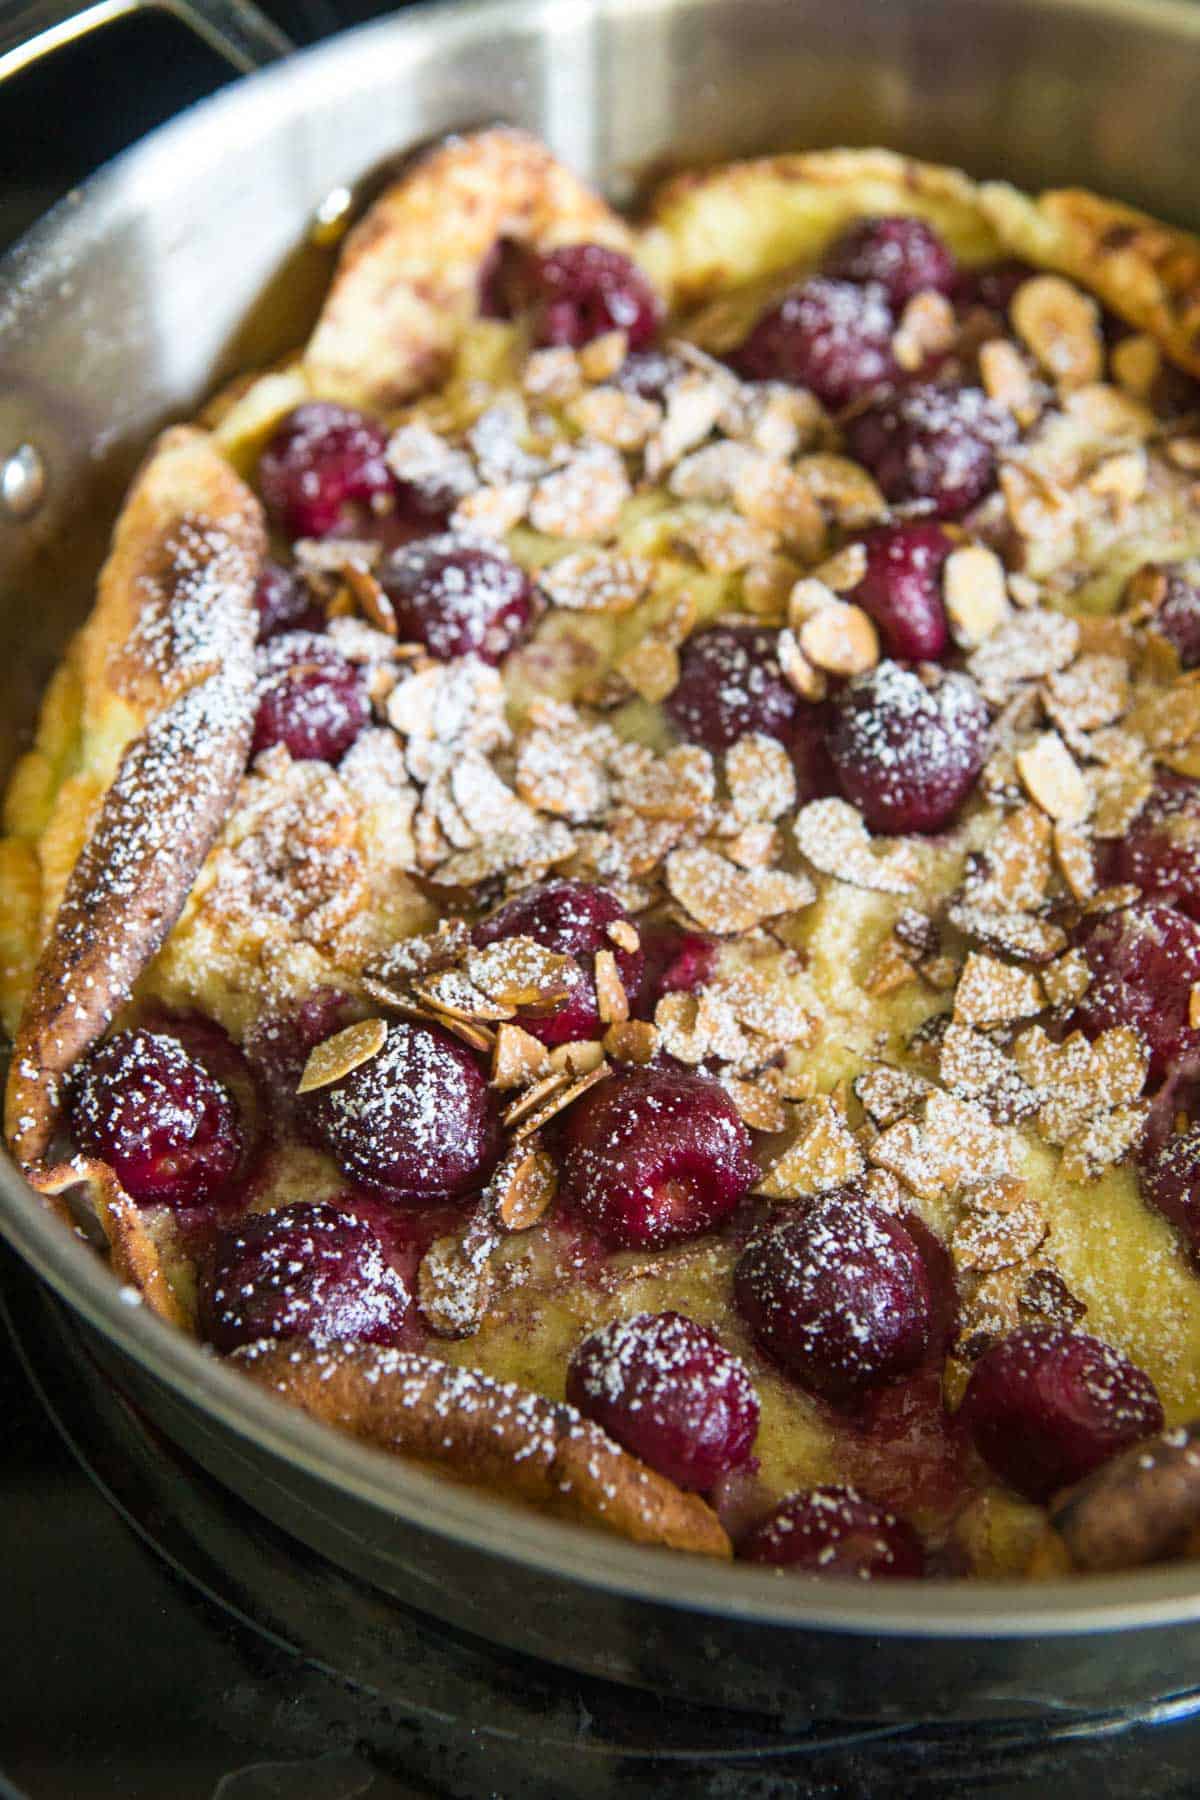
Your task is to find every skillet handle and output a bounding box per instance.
[0,0,293,82]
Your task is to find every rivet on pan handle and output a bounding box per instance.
[0,0,293,85]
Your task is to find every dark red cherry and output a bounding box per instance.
[638,926,719,1010]
[829,661,990,835]
[566,1310,760,1490]
[559,1066,758,1250]
[486,239,662,350]
[242,989,353,1136]
[382,535,533,664]
[740,1483,926,1578]
[960,1325,1164,1502]
[253,560,322,641]
[1107,777,1200,920]
[1139,1125,1200,1262]
[666,624,800,752]
[846,383,1016,519]
[734,1190,935,1404]
[1152,566,1200,668]
[198,1200,409,1353]
[789,698,841,806]
[732,277,897,410]
[472,878,643,1047]
[954,258,1037,316]
[69,1027,242,1209]
[1073,900,1200,1084]
[824,215,957,307]
[850,522,953,662]
[258,402,392,539]
[310,1020,499,1204]
[251,631,368,764]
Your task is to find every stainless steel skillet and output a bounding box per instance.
[4,0,1200,1721]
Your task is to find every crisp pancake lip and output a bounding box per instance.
[304,124,639,413]
[4,426,264,1171]
[236,1336,732,1558]
[10,131,1200,1564]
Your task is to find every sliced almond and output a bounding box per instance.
[863,934,919,996]
[726,733,796,823]
[665,846,815,933]
[578,329,629,380]
[566,387,661,450]
[942,544,1010,649]
[607,919,640,954]
[893,290,956,372]
[594,948,629,1025]
[1110,333,1160,399]
[616,636,680,703]
[361,980,497,1055]
[732,460,824,557]
[296,1018,387,1094]
[1165,436,1200,472]
[491,1022,551,1089]
[546,1039,607,1078]
[979,338,1037,417]
[466,937,577,1012]
[854,1065,932,1127]
[1040,948,1092,1007]
[795,797,917,895]
[757,1097,864,1199]
[1010,274,1103,390]
[951,1190,1048,1273]
[491,1139,559,1231]
[723,1076,789,1133]
[776,627,828,701]
[954,952,1044,1028]
[798,601,879,676]
[811,541,869,594]
[418,1230,495,1338]
[1089,448,1147,503]
[1053,823,1097,902]
[511,1059,612,1140]
[603,1019,661,1065]
[1015,732,1091,823]
[674,508,776,574]
[539,551,653,614]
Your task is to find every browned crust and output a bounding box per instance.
[236,1338,732,1558]
[304,126,639,411]
[978,184,1200,379]
[33,1158,190,1329]
[5,427,264,1168]
[1042,1418,1200,1572]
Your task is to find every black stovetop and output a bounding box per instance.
[6,13,1200,1794]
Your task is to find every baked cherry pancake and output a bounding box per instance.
[11,128,1200,1579]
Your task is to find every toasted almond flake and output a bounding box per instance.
[1125,681,1200,750]
[669,440,757,503]
[523,345,582,400]
[854,1065,932,1127]
[1111,333,1160,398]
[726,733,796,823]
[616,742,714,820]
[1044,654,1130,735]
[452,480,532,536]
[757,1097,864,1199]
[500,1067,571,1129]
[1160,740,1200,779]
[798,600,879,676]
[412,968,514,1023]
[792,454,886,529]
[946,902,1067,965]
[674,508,776,573]
[954,952,1045,1028]
[546,1040,607,1077]
[732,460,824,556]
[418,1230,495,1339]
[787,575,839,628]
[811,542,869,594]
[1011,274,1103,390]
[296,1018,387,1094]
[594,948,629,1025]
[361,979,498,1054]
[1015,732,1091,823]
[724,1076,789,1133]
[776,627,828,701]
[1166,436,1200,472]
[566,387,661,450]
[795,797,917,895]
[665,846,814,933]
[920,953,961,990]
[644,370,726,475]
[943,544,1010,649]
[961,1174,1030,1216]
[337,560,397,637]
[529,444,629,538]
[1092,762,1154,838]
[539,550,653,614]
[742,555,799,619]
[864,934,919,996]
[1061,1101,1148,1182]
[724,823,781,868]
[1190,984,1200,1030]
[603,1019,660,1064]
[1089,447,1147,502]
[492,1140,559,1231]
[491,1022,551,1089]
[893,289,957,371]
[466,938,577,1012]
[869,1092,1010,1199]
[512,1059,612,1139]
[1041,949,1092,1007]
[1052,823,1097,902]
[951,1191,1048,1273]
[1008,572,1040,609]
[606,919,640,954]
[578,329,629,380]
[616,636,680,702]
[979,338,1037,416]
